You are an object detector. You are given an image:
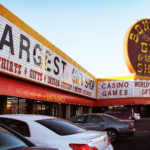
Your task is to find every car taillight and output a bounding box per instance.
[77,130,83,133]
[137,114,139,116]
[129,125,134,129]
[69,144,98,150]
[108,137,111,145]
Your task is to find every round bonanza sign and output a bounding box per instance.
[124,19,150,76]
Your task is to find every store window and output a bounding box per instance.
[18,99,27,114]
[35,101,46,115]
[7,98,27,114]
[52,103,63,118]
[7,98,18,114]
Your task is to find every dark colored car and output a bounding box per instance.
[0,123,58,150]
[104,108,134,119]
[104,112,132,120]
[69,113,135,143]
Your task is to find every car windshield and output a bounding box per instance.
[0,126,27,150]
[36,118,87,136]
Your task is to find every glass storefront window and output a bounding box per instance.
[7,98,18,114]
[7,98,27,114]
[6,97,64,118]
[19,99,27,114]
[35,101,46,115]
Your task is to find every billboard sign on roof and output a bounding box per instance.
[0,5,96,99]
[97,80,134,99]
[124,19,150,76]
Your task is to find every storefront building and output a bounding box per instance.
[96,75,150,117]
[0,5,150,118]
[95,18,150,117]
[0,5,96,119]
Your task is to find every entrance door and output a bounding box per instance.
[36,101,46,115]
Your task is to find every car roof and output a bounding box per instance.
[77,113,104,116]
[113,108,132,110]
[106,112,122,114]
[0,114,56,121]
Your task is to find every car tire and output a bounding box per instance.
[106,129,118,143]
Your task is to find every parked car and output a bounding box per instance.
[104,108,134,119]
[134,113,140,120]
[104,112,132,120]
[69,113,135,143]
[0,114,113,150]
[0,123,58,150]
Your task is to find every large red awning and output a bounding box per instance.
[0,75,149,106]
[96,98,150,106]
[0,75,96,106]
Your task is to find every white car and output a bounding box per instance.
[0,114,113,150]
[134,113,140,120]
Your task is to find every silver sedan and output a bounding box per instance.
[69,113,135,143]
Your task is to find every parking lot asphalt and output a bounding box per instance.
[112,118,150,150]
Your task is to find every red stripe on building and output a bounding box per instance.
[0,75,96,106]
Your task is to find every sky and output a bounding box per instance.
[0,0,149,78]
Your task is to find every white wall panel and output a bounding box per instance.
[98,80,134,99]
[0,15,96,99]
[134,80,150,97]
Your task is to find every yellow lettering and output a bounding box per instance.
[46,94,65,103]
[137,63,143,73]
[144,55,150,62]
[141,42,148,53]
[45,52,51,70]
[138,54,144,61]
[144,64,150,73]
[135,24,143,34]
[129,33,139,43]
[52,95,56,101]
[46,94,49,100]
[142,20,149,31]
[145,55,148,62]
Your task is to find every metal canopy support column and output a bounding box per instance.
[78,105,83,115]
[89,106,92,114]
[66,104,70,120]
[0,96,7,114]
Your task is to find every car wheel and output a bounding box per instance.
[106,129,118,143]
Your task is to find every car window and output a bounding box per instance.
[108,113,118,117]
[0,118,30,137]
[122,110,132,116]
[36,119,87,136]
[69,115,85,123]
[118,113,123,117]
[0,126,27,150]
[112,109,132,116]
[85,115,104,123]
[112,109,120,113]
